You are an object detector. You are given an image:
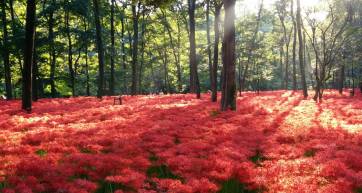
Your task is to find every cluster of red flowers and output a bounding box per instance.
[0,90,361,193]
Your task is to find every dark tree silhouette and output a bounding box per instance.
[22,0,36,111]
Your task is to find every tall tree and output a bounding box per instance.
[206,0,212,93]
[188,0,200,98]
[65,0,75,96]
[240,0,263,92]
[92,0,105,98]
[109,0,115,95]
[48,0,57,97]
[211,1,223,102]
[296,0,308,98]
[291,0,297,91]
[131,3,139,95]
[1,0,12,99]
[22,0,36,111]
[221,0,236,111]
[161,9,182,92]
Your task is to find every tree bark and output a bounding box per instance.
[22,0,36,111]
[1,0,12,99]
[161,9,182,92]
[296,0,308,98]
[221,0,236,111]
[131,4,139,95]
[188,0,200,98]
[109,0,115,95]
[211,3,222,102]
[48,0,56,97]
[291,0,297,91]
[65,0,75,96]
[240,0,263,92]
[93,0,105,98]
[138,12,146,93]
[206,0,212,92]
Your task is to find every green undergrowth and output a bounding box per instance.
[218,178,260,193]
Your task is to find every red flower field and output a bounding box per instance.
[0,90,361,193]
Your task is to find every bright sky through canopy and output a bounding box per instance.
[235,0,323,18]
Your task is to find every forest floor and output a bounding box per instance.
[0,90,361,193]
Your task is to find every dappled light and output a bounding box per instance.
[0,90,361,192]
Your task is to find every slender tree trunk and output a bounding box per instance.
[120,7,127,93]
[188,0,200,98]
[131,4,139,95]
[241,0,263,91]
[338,64,345,94]
[138,12,146,93]
[32,47,38,101]
[291,0,297,91]
[211,4,222,102]
[221,0,236,111]
[296,0,308,98]
[93,0,105,98]
[48,2,56,97]
[22,0,36,111]
[162,10,182,92]
[206,0,212,92]
[65,0,75,96]
[109,0,115,95]
[1,0,12,100]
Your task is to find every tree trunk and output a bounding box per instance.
[291,0,297,91]
[22,0,36,111]
[138,12,146,93]
[221,0,236,111]
[65,0,75,96]
[93,0,105,98]
[120,7,127,93]
[131,4,139,95]
[338,64,345,94]
[188,0,200,99]
[240,0,263,92]
[48,1,56,97]
[109,0,115,95]
[296,0,308,98]
[206,0,212,92]
[162,9,182,92]
[1,0,12,100]
[32,46,38,101]
[211,4,222,102]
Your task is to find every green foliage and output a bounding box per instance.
[304,149,316,158]
[218,179,259,193]
[249,150,266,166]
[96,180,135,193]
[35,149,48,157]
[146,164,182,180]
[354,187,362,193]
[210,109,220,117]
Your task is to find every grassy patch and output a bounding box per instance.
[174,137,181,145]
[35,149,48,157]
[249,150,266,166]
[79,148,95,154]
[354,187,362,193]
[148,153,159,163]
[146,165,182,181]
[304,149,316,157]
[0,181,8,190]
[218,178,259,193]
[96,180,135,193]
[210,109,220,117]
